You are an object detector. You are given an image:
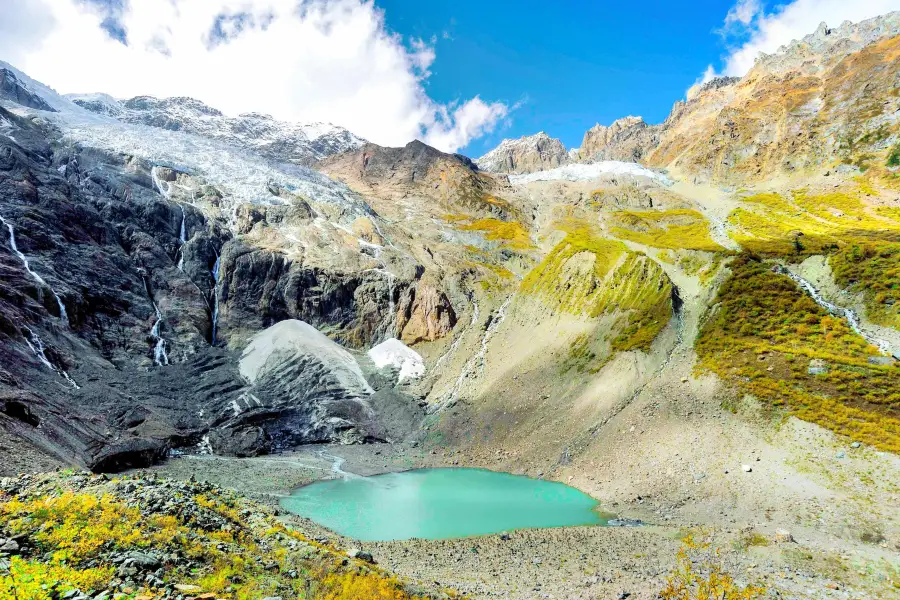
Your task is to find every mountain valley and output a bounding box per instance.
[1,11,900,600]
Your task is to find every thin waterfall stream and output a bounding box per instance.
[775,265,897,358]
[1,213,68,325]
[143,277,170,366]
[211,251,221,344]
[23,326,79,389]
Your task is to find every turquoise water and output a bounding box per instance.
[280,468,608,541]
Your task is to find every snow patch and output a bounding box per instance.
[367,338,425,382]
[508,161,672,186]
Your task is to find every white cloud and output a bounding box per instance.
[724,0,762,27]
[720,0,900,76]
[0,0,508,152]
[425,97,509,155]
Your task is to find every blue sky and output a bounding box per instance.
[380,0,737,156]
[4,0,896,156]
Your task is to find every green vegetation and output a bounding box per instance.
[830,243,900,329]
[888,142,900,168]
[727,188,900,256]
[610,209,725,252]
[0,475,433,600]
[696,255,900,452]
[456,217,533,250]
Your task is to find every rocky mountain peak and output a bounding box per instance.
[752,10,900,75]
[580,115,659,162]
[67,91,366,166]
[476,131,569,174]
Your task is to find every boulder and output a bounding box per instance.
[347,548,375,563]
[774,529,795,543]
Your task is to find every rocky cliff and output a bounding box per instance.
[579,116,659,163]
[0,65,433,471]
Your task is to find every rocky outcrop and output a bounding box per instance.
[0,68,56,112]
[213,240,405,349]
[320,140,518,221]
[579,116,660,163]
[476,132,569,174]
[753,13,900,75]
[396,283,457,345]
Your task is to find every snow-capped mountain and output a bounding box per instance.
[476,131,569,174]
[0,60,374,218]
[67,92,366,166]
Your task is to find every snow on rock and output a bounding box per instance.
[0,60,373,221]
[67,93,366,166]
[240,320,373,396]
[508,161,672,186]
[367,338,425,382]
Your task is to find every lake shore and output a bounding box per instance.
[134,442,885,599]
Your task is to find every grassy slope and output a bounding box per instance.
[696,255,900,452]
[519,221,673,370]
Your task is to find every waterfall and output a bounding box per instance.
[150,302,169,366]
[143,277,170,366]
[774,265,896,358]
[22,326,79,389]
[0,214,68,325]
[211,251,221,344]
[176,204,187,271]
[376,271,397,342]
[150,165,171,199]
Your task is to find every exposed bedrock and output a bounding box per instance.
[0,108,427,472]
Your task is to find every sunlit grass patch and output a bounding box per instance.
[610,209,725,252]
[523,221,673,364]
[727,188,900,256]
[456,217,534,250]
[830,242,900,329]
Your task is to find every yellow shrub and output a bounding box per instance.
[0,557,112,600]
[660,537,765,600]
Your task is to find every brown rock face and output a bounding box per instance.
[579,116,659,162]
[397,283,457,345]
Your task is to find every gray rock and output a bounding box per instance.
[347,548,375,563]
[122,551,161,570]
[808,359,829,375]
[867,356,894,366]
[607,518,644,527]
[476,132,569,174]
[850,442,861,449]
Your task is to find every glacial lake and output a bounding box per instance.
[280,468,609,541]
